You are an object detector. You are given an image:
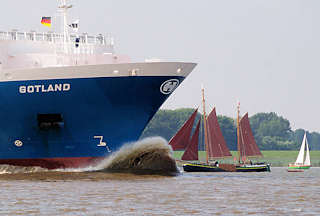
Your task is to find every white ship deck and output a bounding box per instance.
[0,30,132,70]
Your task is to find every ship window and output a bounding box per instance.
[130,69,139,76]
[75,37,80,48]
[37,114,64,130]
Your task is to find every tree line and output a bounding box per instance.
[140,108,320,151]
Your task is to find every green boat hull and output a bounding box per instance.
[288,165,311,170]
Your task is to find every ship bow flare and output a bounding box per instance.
[0,62,196,169]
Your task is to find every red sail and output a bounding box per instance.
[169,108,198,150]
[181,119,200,161]
[238,113,262,159]
[206,108,232,159]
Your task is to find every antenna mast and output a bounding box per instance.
[58,0,72,53]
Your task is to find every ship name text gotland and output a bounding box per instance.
[0,0,196,169]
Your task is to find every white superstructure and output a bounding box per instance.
[0,0,195,82]
[0,0,197,170]
[0,0,130,71]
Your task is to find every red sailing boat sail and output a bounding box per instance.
[238,112,262,161]
[169,108,198,150]
[206,108,232,159]
[182,91,270,172]
[181,119,201,161]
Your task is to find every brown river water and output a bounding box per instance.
[0,138,319,215]
[1,168,319,215]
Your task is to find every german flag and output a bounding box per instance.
[41,17,51,27]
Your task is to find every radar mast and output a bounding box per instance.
[58,0,72,53]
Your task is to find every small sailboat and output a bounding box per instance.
[170,87,234,172]
[235,102,270,172]
[288,132,311,172]
[170,87,270,172]
[182,106,236,172]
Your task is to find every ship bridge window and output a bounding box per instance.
[37,114,64,130]
[11,30,18,40]
[75,37,80,48]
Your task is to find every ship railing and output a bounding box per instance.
[0,30,114,47]
[53,42,110,55]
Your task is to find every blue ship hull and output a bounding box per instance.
[0,75,185,168]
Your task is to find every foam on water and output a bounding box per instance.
[0,137,179,176]
[93,136,178,175]
[0,164,48,174]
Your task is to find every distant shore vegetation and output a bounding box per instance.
[141,108,320,151]
[172,151,320,167]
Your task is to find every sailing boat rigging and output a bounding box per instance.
[170,86,270,172]
[182,105,237,172]
[180,86,235,172]
[235,102,270,172]
[288,132,311,172]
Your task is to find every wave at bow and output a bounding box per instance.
[93,137,178,175]
[0,137,178,176]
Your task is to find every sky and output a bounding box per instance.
[1,0,320,132]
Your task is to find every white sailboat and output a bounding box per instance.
[288,132,311,172]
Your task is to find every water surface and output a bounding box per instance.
[0,167,319,215]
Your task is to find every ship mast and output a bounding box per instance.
[201,86,209,164]
[237,102,241,163]
[58,0,72,53]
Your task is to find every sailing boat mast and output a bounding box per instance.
[304,134,311,166]
[201,86,209,164]
[237,102,241,163]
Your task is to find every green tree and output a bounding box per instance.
[140,108,200,142]
[310,132,320,150]
[141,108,319,151]
[249,112,293,150]
[292,129,320,150]
[217,116,237,150]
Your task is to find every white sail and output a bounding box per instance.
[295,133,306,165]
[304,135,311,166]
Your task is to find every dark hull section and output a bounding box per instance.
[0,75,185,169]
[236,164,271,172]
[183,163,231,172]
[0,157,104,170]
[183,163,271,172]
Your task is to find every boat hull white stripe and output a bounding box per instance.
[0,62,196,82]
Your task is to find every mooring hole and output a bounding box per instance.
[37,113,64,130]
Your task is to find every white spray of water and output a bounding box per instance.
[0,137,178,175]
[0,164,48,174]
[92,136,178,174]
